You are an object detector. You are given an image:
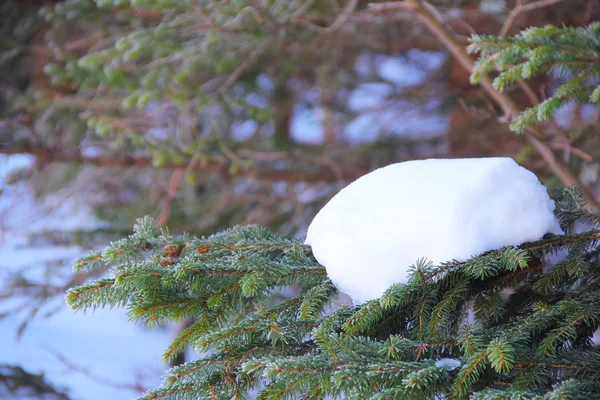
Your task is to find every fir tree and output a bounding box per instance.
[0,1,593,398]
[62,19,600,400]
[6,0,600,398]
[67,185,600,399]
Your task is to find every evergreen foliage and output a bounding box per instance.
[469,23,600,133]
[2,0,599,398]
[67,186,600,399]
[39,0,372,170]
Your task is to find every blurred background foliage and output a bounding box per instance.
[2,0,600,397]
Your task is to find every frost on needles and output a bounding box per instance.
[66,182,600,399]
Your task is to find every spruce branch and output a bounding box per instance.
[470,22,600,136]
[500,0,566,37]
[67,187,600,398]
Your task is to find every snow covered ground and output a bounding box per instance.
[0,155,170,400]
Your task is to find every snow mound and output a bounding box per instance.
[435,358,462,371]
[305,158,562,304]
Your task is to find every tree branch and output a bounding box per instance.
[295,0,359,33]
[368,0,599,209]
[500,0,565,37]
[156,168,184,226]
[0,143,362,183]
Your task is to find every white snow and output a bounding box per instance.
[305,158,562,304]
[435,358,462,370]
[0,155,168,400]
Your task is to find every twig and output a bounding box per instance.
[313,156,346,189]
[516,78,540,105]
[367,1,412,12]
[156,168,184,227]
[49,95,124,111]
[284,0,318,21]
[218,39,271,93]
[500,0,565,37]
[46,348,149,394]
[238,149,288,161]
[0,143,361,183]
[549,140,593,162]
[155,136,214,226]
[115,7,164,21]
[63,33,106,52]
[296,0,359,33]
[227,6,265,28]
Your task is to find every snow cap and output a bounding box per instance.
[435,358,462,371]
[305,158,562,304]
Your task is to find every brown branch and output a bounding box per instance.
[420,230,600,286]
[367,1,412,12]
[48,349,148,394]
[500,0,565,37]
[521,230,600,253]
[514,361,600,374]
[69,280,115,298]
[115,7,165,21]
[550,140,593,162]
[219,39,272,94]
[0,143,360,183]
[296,0,359,34]
[367,0,599,210]
[63,33,106,52]
[156,168,184,227]
[516,78,541,106]
[49,96,125,111]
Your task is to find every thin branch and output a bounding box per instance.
[550,139,593,162]
[296,0,359,33]
[115,7,165,21]
[156,168,184,227]
[63,33,106,52]
[219,40,271,94]
[366,1,412,12]
[47,348,149,394]
[49,95,125,111]
[516,78,541,105]
[284,0,318,21]
[0,143,358,183]
[227,6,265,27]
[500,0,565,37]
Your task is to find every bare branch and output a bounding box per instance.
[0,143,359,183]
[156,168,184,227]
[63,33,106,52]
[49,96,125,111]
[115,7,164,21]
[218,39,271,94]
[296,0,359,33]
[500,0,565,37]
[367,1,413,12]
[47,349,149,394]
